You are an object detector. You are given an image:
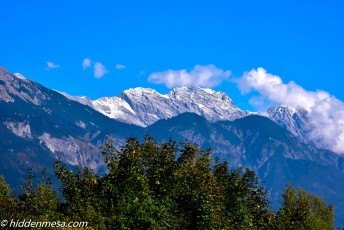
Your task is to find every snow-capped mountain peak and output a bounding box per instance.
[59,87,246,127]
[260,105,309,142]
[267,105,297,116]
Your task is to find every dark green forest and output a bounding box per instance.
[0,136,335,229]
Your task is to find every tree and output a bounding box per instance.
[173,142,226,229]
[0,175,18,220]
[277,183,335,230]
[103,137,164,229]
[19,169,61,221]
[55,159,105,227]
[214,160,274,228]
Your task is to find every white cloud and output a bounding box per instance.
[116,64,126,70]
[94,62,108,78]
[148,64,231,88]
[236,67,344,154]
[82,58,108,78]
[82,58,91,70]
[45,61,60,70]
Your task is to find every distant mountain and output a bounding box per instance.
[259,105,309,143]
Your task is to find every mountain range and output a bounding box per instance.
[59,86,310,144]
[1,66,344,224]
[59,86,247,127]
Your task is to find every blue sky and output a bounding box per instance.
[1,0,343,111]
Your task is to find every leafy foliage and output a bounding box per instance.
[18,168,61,221]
[276,183,335,229]
[0,136,336,229]
[0,175,18,220]
[214,160,274,228]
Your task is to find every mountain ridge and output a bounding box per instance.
[58,86,247,127]
[57,82,311,149]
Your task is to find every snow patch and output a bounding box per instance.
[13,73,26,80]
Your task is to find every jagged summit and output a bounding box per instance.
[66,86,247,127]
[122,87,164,94]
[260,105,309,142]
[266,105,298,116]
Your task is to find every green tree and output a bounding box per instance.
[0,175,18,220]
[55,159,105,227]
[105,137,164,229]
[19,169,61,221]
[277,183,335,230]
[139,136,179,228]
[214,160,273,229]
[172,142,226,229]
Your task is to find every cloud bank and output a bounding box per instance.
[148,65,231,88]
[236,67,344,153]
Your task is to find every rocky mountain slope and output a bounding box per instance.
[0,67,143,189]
